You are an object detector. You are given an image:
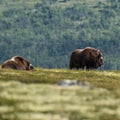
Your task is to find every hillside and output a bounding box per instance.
[0,68,120,120]
[0,0,120,70]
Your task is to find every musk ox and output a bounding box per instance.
[69,47,103,70]
[1,56,34,70]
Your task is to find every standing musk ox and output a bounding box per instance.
[69,47,103,70]
[1,56,34,70]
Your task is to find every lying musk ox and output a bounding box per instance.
[1,56,34,70]
[69,47,103,70]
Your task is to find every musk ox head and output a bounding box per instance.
[83,47,103,69]
[1,56,34,70]
[95,50,103,67]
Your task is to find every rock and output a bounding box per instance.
[57,79,91,88]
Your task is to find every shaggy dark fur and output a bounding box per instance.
[69,47,103,70]
[1,56,34,70]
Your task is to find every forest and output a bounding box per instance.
[0,0,120,70]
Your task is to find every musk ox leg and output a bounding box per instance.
[81,66,89,71]
[69,64,73,69]
[69,60,75,69]
[69,62,80,70]
[86,65,91,71]
[86,68,90,71]
[82,66,86,70]
[69,65,79,70]
[76,64,80,70]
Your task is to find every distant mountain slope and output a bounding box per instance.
[0,0,120,70]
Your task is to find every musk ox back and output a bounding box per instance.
[1,56,34,70]
[69,47,103,70]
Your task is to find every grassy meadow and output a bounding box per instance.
[0,68,120,120]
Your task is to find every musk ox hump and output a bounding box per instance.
[11,56,30,65]
[11,56,33,70]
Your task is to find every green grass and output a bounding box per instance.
[0,68,120,120]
